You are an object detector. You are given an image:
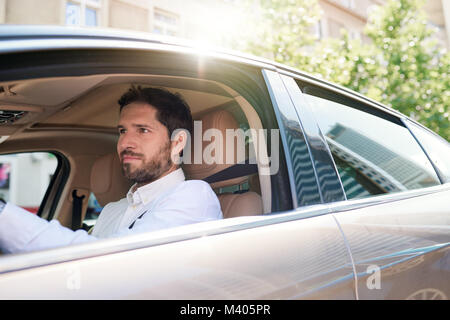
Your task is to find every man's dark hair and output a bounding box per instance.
[118,86,193,137]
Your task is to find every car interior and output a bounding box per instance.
[0,73,276,231]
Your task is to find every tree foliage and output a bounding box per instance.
[232,0,450,140]
[363,0,449,139]
[234,0,322,66]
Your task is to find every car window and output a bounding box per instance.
[0,152,58,213]
[301,91,441,200]
[405,119,450,183]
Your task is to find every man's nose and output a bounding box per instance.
[118,132,137,151]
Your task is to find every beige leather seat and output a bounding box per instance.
[183,110,263,218]
[90,152,132,206]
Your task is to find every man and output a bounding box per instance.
[0,86,223,254]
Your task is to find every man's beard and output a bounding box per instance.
[121,141,173,185]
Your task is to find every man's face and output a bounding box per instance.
[117,102,174,186]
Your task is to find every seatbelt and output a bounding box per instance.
[71,189,86,230]
[203,161,259,184]
[129,161,258,229]
[129,210,148,230]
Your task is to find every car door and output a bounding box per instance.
[282,72,450,300]
[0,40,356,299]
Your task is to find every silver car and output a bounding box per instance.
[0,26,449,300]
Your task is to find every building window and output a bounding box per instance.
[153,8,179,36]
[66,2,81,26]
[85,7,98,26]
[66,0,101,27]
[330,0,356,9]
[312,20,323,39]
[350,30,361,40]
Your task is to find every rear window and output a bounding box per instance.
[302,92,441,200]
[0,152,58,213]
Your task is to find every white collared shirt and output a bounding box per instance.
[92,168,222,238]
[0,168,222,253]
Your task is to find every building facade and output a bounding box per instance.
[0,0,448,48]
[316,0,450,48]
[0,0,236,42]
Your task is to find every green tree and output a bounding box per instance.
[363,0,449,139]
[297,0,450,140]
[303,0,449,140]
[233,0,449,140]
[298,31,383,99]
[233,0,322,66]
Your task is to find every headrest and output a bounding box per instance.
[90,153,132,206]
[183,109,248,189]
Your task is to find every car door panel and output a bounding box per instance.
[332,186,450,299]
[278,71,450,300]
[0,211,356,299]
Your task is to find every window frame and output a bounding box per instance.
[403,119,450,184]
[262,69,322,209]
[39,151,71,220]
[280,74,347,204]
[0,46,295,216]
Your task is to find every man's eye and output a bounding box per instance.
[139,128,150,133]
[118,129,126,134]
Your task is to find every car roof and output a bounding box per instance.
[0,25,277,69]
[0,25,408,121]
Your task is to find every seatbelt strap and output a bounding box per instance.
[71,189,85,230]
[203,161,259,184]
[129,210,148,230]
[128,161,258,229]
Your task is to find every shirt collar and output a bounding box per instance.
[126,168,185,206]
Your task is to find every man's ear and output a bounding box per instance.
[170,129,188,165]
